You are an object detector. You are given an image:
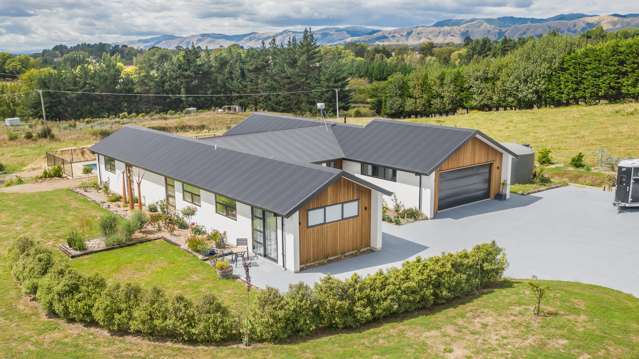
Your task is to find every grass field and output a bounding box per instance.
[1,189,639,357]
[348,103,639,168]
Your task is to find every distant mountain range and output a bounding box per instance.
[126,14,639,49]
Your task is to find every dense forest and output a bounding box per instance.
[0,27,638,120]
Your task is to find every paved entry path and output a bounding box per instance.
[235,186,639,297]
[0,178,87,193]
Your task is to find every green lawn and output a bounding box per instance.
[70,240,248,313]
[1,188,639,357]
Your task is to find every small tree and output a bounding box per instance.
[181,206,198,233]
[569,152,586,168]
[528,281,547,316]
[537,147,553,166]
[133,168,145,210]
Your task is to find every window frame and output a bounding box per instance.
[104,156,116,174]
[306,199,360,228]
[182,183,201,206]
[215,194,237,220]
[342,200,359,219]
[360,162,397,182]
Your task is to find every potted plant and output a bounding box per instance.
[496,180,508,200]
[215,259,233,278]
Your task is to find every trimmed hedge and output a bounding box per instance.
[10,237,506,344]
[9,237,238,344]
[247,242,507,341]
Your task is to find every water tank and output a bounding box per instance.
[502,143,535,184]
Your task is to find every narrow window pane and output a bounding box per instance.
[325,204,342,223]
[308,208,324,227]
[343,200,359,218]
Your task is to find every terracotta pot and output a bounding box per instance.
[216,266,233,278]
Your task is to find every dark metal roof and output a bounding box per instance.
[201,125,344,163]
[91,126,390,216]
[223,112,324,136]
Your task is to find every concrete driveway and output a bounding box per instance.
[236,186,639,296]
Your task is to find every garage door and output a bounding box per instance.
[438,164,491,211]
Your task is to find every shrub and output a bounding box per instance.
[66,230,86,251]
[99,213,119,237]
[194,294,238,343]
[40,165,64,179]
[129,210,148,231]
[23,131,33,140]
[7,131,18,141]
[537,147,553,166]
[93,283,143,332]
[214,260,230,271]
[82,165,94,174]
[147,203,158,213]
[174,215,188,230]
[107,193,121,202]
[79,179,98,192]
[165,295,197,342]
[0,162,4,173]
[131,287,173,337]
[187,236,209,255]
[118,220,136,242]
[8,236,35,263]
[90,128,113,139]
[533,166,552,185]
[36,126,54,139]
[105,234,126,247]
[570,152,586,168]
[401,208,423,221]
[11,245,56,295]
[148,213,164,231]
[181,206,197,220]
[191,224,207,236]
[3,176,24,187]
[208,230,225,248]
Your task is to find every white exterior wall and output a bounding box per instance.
[284,212,300,272]
[501,154,513,199]
[173,180,253,250]
[370,191,383,250]
[342,159,436,217]
[97,154,126,195]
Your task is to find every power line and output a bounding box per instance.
[38,88,334,98]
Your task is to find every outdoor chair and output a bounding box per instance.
[233,238,249,265]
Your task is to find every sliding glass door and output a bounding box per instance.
[252,207,278,261]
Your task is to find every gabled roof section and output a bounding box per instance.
[90,126,388,216]
[224,112,324,136]
[201,125,344,163]
[333,119,518,175]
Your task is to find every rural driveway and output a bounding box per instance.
[239,186,639,297]
[0,178,87,193]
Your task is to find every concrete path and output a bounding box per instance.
[0,178,86,193]
[235,186,639,297]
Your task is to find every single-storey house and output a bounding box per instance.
[91,113,516,271]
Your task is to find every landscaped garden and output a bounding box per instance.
[1,187,639,357]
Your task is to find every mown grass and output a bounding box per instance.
[70,240,248,313]
[1,189,639,357]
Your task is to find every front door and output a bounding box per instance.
[252,208,278,261]
[165,177,176,212]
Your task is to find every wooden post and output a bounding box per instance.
[126,166,134,210]
[121,173,127,207]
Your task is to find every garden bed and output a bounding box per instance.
[58,234,161,258]
[511,182,569,196]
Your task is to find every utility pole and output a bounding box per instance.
[37,89,47,122]
[334,88,339,120]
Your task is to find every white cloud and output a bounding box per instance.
[0,0,637,52]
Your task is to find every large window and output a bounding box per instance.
[215,194,237,220]
[361,163,397,182]
[104,156,116,173]
[307,200,360,227]
[182,183,201,206]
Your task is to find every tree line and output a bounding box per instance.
[369,30,639,117]
[1,27,639,120]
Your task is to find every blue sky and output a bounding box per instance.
[0,1,637,51]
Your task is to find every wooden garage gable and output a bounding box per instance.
[298,177,372,268]
[435,137,503,212]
